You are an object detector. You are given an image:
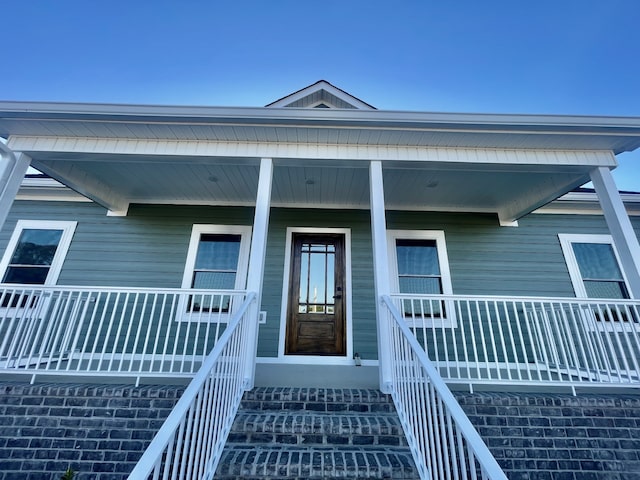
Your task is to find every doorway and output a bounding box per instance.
[285,233,346,356]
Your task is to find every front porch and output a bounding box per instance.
[3,284,640,479]
[2,284,640,393]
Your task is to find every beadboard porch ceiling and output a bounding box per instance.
[18,151,603,222]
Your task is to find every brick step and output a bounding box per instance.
[241,387,395,412]
[215,446,418,479]
[216,387,419,479]
[229,411,408,445]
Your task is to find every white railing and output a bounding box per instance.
[392,293,640,391]
[128,292,256,480]
[0,284,249,383]
[382,295,507,480]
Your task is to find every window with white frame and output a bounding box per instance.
[387,230,455,324]
[0,220,77,286]
[559,233,634,324]
[180,225,251,316]
[559,234,630,300]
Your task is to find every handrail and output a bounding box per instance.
[128,291,256,480]
[390,293,640,391]
[382,295,507,480]
[0,284,249,383]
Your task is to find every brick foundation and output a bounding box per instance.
[455,391,640,480]
[0,382,184,480]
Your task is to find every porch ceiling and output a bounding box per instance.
[24,151,596,222]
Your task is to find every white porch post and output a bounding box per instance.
[243,157,273,390]
[0,145,31,231]
[590,166,640,298]
[369,160,393,393]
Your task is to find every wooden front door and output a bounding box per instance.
[285,233,346,356]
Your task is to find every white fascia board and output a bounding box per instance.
[2,99,640,128]
[8,135,618,167]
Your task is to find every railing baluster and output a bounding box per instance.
[382,296,507,480]
[384,293,640,391]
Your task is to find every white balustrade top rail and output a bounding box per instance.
[129,292,256,480]
[382,295,508,480]
[0,283,249,383]
[391,293,640,391]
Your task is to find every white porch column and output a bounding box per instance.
[590,166,640,298]
[243,157,273,390]
[0,145,31,231]
[369,160,393,393]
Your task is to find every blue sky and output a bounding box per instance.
[3,0,640,190]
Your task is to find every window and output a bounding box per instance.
[559,234,630,300]
[387,230,455,324]
[0,220,77,286]
[559,234,633,324]
[180,225,251,317]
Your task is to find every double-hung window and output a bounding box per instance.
[0,220,77,308]
[387,230,455,326]
[0,220,76,286]
[180,225,251,320]
[559,233,633,323]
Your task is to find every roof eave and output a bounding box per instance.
[1,101,640,153]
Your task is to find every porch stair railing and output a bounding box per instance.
[128,291,256,480]
[382,295,508,480]
[391,293,640,392]
[0,284,249,383]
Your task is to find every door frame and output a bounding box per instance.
[278,227,353,364]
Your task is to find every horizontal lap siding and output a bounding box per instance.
[3,200,639,364]
[0,202,254,288]
[387,211,623,297]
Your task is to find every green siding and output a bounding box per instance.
[0,202,254,288]
[3,200,639,362]
[387,211,621,297]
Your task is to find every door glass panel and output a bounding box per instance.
[298,240,335,314]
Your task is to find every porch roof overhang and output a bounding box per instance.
[1,101,639,221]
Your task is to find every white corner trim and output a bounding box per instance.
[499,219,519,227]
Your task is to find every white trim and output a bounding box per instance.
[0,220,77,285]
[179,224,252,321]
[591,167,640,298]
[16,177,93,202]
[0,151,31,232]
[266,81,374,110]
[277,227,353,363]
[10,136,618,166]
[558,233,631,299]
[387,229,457,327]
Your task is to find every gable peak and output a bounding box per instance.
[266,80,376,110]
